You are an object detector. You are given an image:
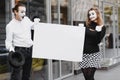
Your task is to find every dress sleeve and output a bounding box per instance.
[96,26,106,44]
[85,26,106,44]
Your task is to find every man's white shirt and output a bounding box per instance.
[5,16,34,51]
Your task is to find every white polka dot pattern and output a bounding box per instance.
[79,52,102,68]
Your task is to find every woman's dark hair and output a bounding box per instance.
[12,3,25,13]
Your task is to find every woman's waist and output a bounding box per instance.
[83,45,99,53]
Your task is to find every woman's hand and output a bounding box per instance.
[89,28,95,31]
[95,25,103,32]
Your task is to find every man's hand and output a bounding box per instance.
[9,47,15,52]
[34,18,40,24]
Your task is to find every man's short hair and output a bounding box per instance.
[12,3,25,13]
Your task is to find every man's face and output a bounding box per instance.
[15,6,26,21]
[89,10,97,21]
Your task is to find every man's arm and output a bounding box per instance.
[5,25,14,52]
[24,16,40,30]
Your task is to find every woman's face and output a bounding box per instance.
[89,10,97,21]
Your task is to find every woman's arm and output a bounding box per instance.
[96,26,106,44]
[85,26,106,44]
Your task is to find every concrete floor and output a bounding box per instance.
[63,64,120,80]
[0,64,120,80]
[1,49,120,80]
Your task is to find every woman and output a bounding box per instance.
[79,7,106,80]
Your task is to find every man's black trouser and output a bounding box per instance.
[10,46,32,80]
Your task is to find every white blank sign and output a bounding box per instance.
[32,23,85,62]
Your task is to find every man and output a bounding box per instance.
[5,3,35,80]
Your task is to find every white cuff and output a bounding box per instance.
[95,25,103,32]
[9,47,15,52]
[34,18,40,24]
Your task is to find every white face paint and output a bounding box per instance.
[16,6,26,20]
[89,10,97,21]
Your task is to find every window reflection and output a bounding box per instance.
[51,0,59,24]
[51,0,70,25]
[0,0,11,45]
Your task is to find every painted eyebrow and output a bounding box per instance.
[89,11,95,14]
[20,11,26,12]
